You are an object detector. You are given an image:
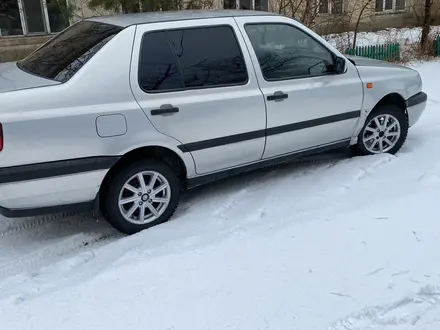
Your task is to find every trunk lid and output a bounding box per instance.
[0,61,60,93]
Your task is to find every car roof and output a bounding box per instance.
[85,9,280,27]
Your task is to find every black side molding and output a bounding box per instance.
[266,111,360,137]
[178,130,266,153]
[0,200,95,218]
[406,91,427,107]
[0,156,120,185]
[178,110,361,153]
[186,139,350,189]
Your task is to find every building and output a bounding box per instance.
[1,0,428,37]
[0,0,112,36]
[0,0,432,62]
[1,0,66,36]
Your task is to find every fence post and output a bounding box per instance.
[437,35,440,56]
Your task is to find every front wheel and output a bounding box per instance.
[352,105,408,156]
[102,160,181,235]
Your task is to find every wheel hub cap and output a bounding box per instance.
[141,194,149,202]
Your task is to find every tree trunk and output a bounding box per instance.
[121,0,140,13]
[353,0,373,49]
[420,0,432,50]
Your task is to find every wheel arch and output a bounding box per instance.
[350,92,408,147]
[369,92,408,118]
[97,145,188,212]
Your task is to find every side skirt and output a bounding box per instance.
[186,139,350,189]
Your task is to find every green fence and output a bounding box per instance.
[345,43,400,61]
[434,36,440,56]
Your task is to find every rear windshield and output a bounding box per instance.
[17,21,123,83]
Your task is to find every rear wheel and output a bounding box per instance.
[352,104,408,156]
[102,160,181,235]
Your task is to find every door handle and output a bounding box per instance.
[267,91,288,102]
[151,105,179,116]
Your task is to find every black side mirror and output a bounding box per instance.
[334,56,346,74]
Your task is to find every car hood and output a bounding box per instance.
[0,61,60,93]
[345,55,414,70]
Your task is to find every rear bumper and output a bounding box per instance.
[406,91,427,127]
[0,156,118,218]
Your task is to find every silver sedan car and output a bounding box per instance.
[0,10,427,234]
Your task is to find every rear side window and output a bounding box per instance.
[17,21,122,83]
[138,31,184,91]
[138,25,248,93]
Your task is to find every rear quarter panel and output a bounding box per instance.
[0,25,196,176]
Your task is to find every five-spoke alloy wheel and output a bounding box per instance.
[103,160,181,234]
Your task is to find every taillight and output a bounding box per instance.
[0,123,3,151]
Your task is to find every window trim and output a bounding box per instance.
[223,0,269,11]
[375,0,406,13]
[243,22,342,83]
[137,24,250,94]
[317,0,344,15]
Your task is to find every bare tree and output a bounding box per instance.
[351,0,375,48]
[271,0,350,33]
[407,0,440,54]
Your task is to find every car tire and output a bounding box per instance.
[351,104,408,156]
[102,159,181,235]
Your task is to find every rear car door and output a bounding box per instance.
[234,16,364,158]
[129,18,267,175]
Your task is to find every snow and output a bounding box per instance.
[1,59,440,329]
[326,25,440,47]
[324,25,440,61]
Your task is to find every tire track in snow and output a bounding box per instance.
[0,212,81,239]
[0,229,122,280]
[327,285,440,330]
[210,156,344,224]
[328,154,396,196]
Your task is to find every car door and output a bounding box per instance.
[234,16,364,159]
[129,18,267,175]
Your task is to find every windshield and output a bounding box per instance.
[17,21,123,83]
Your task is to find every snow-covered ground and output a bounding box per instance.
[325,25,440,61]
[326,25,440,47]
[1,61,440,329]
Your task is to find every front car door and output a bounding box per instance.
[129,18,267,175]
[234,16,364,158]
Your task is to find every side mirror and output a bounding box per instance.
[334,56,346,74]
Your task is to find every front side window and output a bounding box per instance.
[17,21,122,82]
[138,25,248,93]
[244,23,335,81]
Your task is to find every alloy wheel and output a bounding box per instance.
[362,114,401,154]
[118,171,171,225]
